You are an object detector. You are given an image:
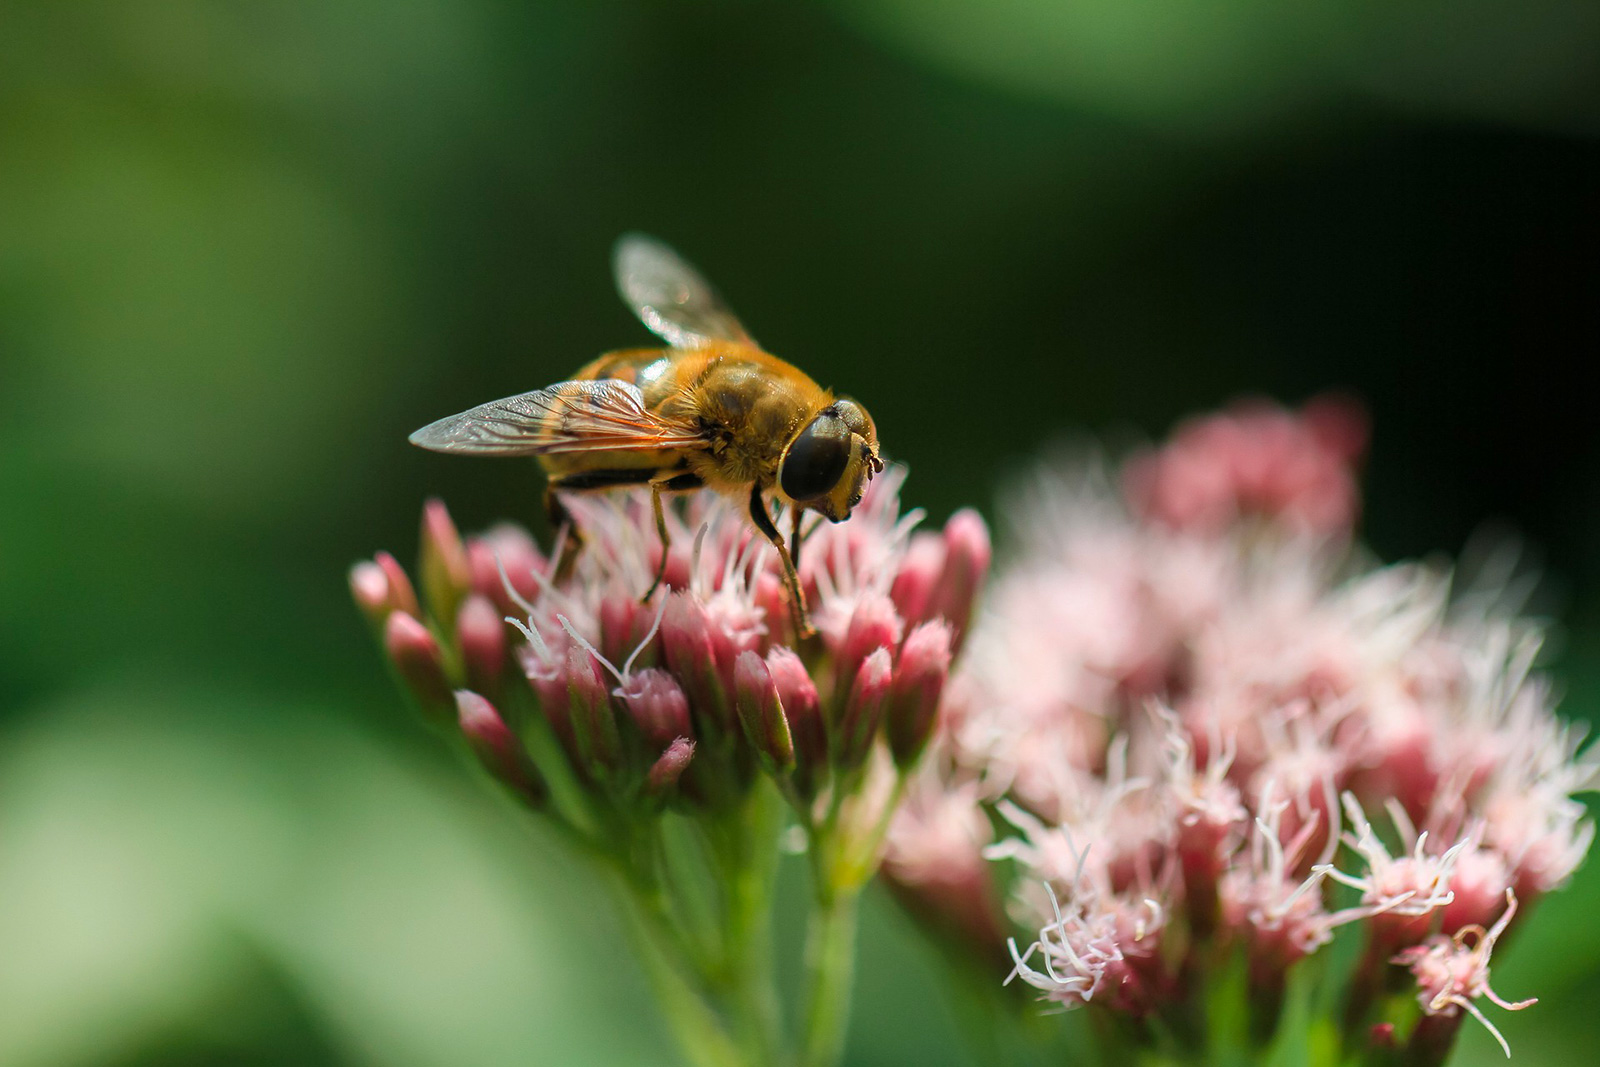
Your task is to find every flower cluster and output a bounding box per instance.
[886,398,1596,1062]
[354,466,990,1067]
[354,468,986,823]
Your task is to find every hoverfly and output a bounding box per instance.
[408,234,883,639]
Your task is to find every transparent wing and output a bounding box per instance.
[408,379,705,456]
[613,233,754,349]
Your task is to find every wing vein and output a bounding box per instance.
[409,378,703,457]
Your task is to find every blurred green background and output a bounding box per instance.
[2,3,1597,1065]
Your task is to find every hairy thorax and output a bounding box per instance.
[686,358,823,491]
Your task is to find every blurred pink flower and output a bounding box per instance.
[882,774,1007,961]
[885,399,1594,1057]
[1124,395,1366,538]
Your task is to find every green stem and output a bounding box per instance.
[799,884,861,1067]
[614,871,746,1067]
[722,864,782,1063]
[794,764,908,1067]
[623,825,716,981]
[709,790,785,1066]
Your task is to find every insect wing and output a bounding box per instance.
[613,233,754,349]
[409,379,704,456]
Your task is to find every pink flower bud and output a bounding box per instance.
[735,651,795,773]
[618,668,692,748]
[704,600,765,703]
[889,531,944,630]
[456,594,507,696]
[467,524,546,614]
[374,551,421,620]
[565,646,620,773]
[646,737,696,795]
[768,647,826,782]
[420,497,472,622]
[661,592,727,729]
[349,560,393,627]
[599,594,650,670]
[660,540,694,595]
[832,593,903,700]
[752,570,789,650]
[523,651,577,757]
[929,508,990,648]
[1441,846,1512,935]
[1348,699,1436,823]
[837,647,893,768]
[886,620,953,768]
[456,690,543,805]
[384,611,452,722]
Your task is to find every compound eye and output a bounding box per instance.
[832,397,873,441]
[780,414,851,502]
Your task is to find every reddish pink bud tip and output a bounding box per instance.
[525,657,577,759]
[456,594,507,696]
[374,551,421,620]
[456,690,543,805]
[618,668,693,748]
[384,611,453,721]
[931,508,991,646]
[833,593,904,698]
[420,498,472,622]
[565,646,621,773]
[838,646,894,768]
[768,647,826,780]
[735,650,795,773]
[734,647,768,695]
[456,689,511,750]
[647,736,696,795]
[888,620,953,768]
[661,592,727,728]
[599,595,649,669]
[467,524,546,614]
[350,560,392,626]
[752,571,789,649]
[890,532,944,630]
[943,508,992,568]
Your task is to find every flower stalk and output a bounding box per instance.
[800,883,861,1067]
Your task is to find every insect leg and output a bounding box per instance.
[640,471,704,603]
[788,505,803,575]
[642,479,670,604]
[749,484,814,640]
[545,467,703,597]
[544,483,584,581]
[543,469,657,581]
